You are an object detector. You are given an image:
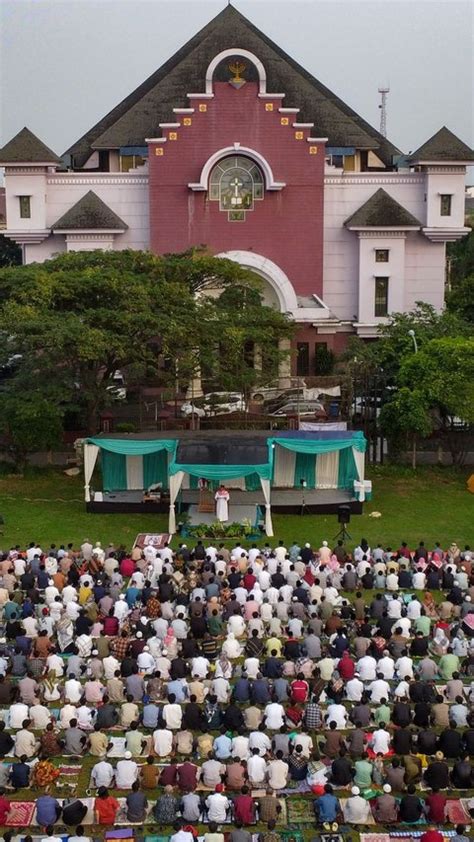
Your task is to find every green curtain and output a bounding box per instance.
[269,432,366,454]
[169,462,272,480]
[294,453,316,488]
[87,437,177,456]
[143,451,169,490]
[245,472,261,491]
[101,450,127,491]
[338,447,358,489]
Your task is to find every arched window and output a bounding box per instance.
[209,156,264,221]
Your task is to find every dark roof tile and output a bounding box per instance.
[66,6,400,168]
[52,191,128,230]
[407,126,474,163]
[0,127,61,164]
[344,188,421,228]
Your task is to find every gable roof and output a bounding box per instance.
[0,127,61,165]
[407,126,474,163]
[52,191,128,231]
[65,5,400,168]
[344,188,421,228]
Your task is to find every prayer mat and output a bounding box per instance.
[115,798,154,824]
[5,801,36,827]
[145,837,169,842]
[321,835,346,842]
[446,799,470,823]
[107,736,127,757]
[286,796,315,823]
[281,780,311,793]
[279,831,304,842]
[359,835,390,842]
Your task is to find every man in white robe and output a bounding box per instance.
[215,485,230,522]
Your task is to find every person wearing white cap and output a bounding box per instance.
[344,785,372,823]
[373,783,398,823]
[319,541,331,563]
[115,752,138,788]
[114,594,130,622]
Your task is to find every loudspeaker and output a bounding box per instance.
[337,504,351,524]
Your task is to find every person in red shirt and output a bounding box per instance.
[243,570,256,591]
[425,790,447,824]
[0,789,11,825]
[338,651,356,681]
[290,673,309,703]
[94,787,120,825]
[120,557,135,577]
[177,761,200,792]
[233,786,256,824]
[420,830,444,842]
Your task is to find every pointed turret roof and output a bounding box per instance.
[52,191,128,230]
[65,5,400,168]
[407,126,474,163]
[344,188,421,229]
[0,127,61,164]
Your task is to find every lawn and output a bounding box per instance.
[0,464,472,549]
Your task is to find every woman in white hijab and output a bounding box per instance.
[221,632,243,660]
[430,626,449,656]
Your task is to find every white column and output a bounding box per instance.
[278,338,292,389]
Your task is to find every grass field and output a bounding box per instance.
[0,464,472,549]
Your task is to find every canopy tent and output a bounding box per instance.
[84,430,367,535]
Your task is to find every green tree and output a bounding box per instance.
[0,249,292,434]
[379,387,433,468]
[0,395,63,471]
[0,234,22,268]
[446,273,474,323]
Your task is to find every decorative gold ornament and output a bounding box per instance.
[309,146,318,155]
[199,103,207,112]
[280,117,289,125]
[155,148,164,156]
[265,103,273,111]
[229,61,246,83]
[295,131,304,140]
[169,132,178,141]
[183,118,192,126]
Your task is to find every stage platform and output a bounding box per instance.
[86,488,362,516]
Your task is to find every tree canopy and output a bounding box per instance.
[0,249,293,437]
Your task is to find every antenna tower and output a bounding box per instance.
[378,86,390,137]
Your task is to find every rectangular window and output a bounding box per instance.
[375,249,389,262]
[296,342,310,377]
[440,194,452,216]
[374,277,389,317]
[119,154,146,172]
[19,196,31,218]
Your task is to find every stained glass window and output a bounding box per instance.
[209,156,264,221]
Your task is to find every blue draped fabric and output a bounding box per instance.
[337,447,358,489]
[143,450,169,490]
[87,437,177,456]
[101,450,127,491]
[294,453,316,489]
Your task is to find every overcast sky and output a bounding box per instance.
[1,0,473,159]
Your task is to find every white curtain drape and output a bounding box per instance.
[126,455,143,490]
[84,443,99,502]
[273,445,296,487]
[169,471,185,533]
[352,447,366,501]
[260,477,274,537]
[315,451,339,489]
[353,447,365,481]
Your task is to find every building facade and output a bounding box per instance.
[1,6,472,374]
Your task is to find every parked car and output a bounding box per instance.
[106,370,127,400]
[270,400,326,418]
[181,392,246,418]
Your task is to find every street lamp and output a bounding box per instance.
[408,329,418,354]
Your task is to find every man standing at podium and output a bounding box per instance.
[215,485,230,522]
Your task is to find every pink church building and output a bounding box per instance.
[1,5,472,373]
